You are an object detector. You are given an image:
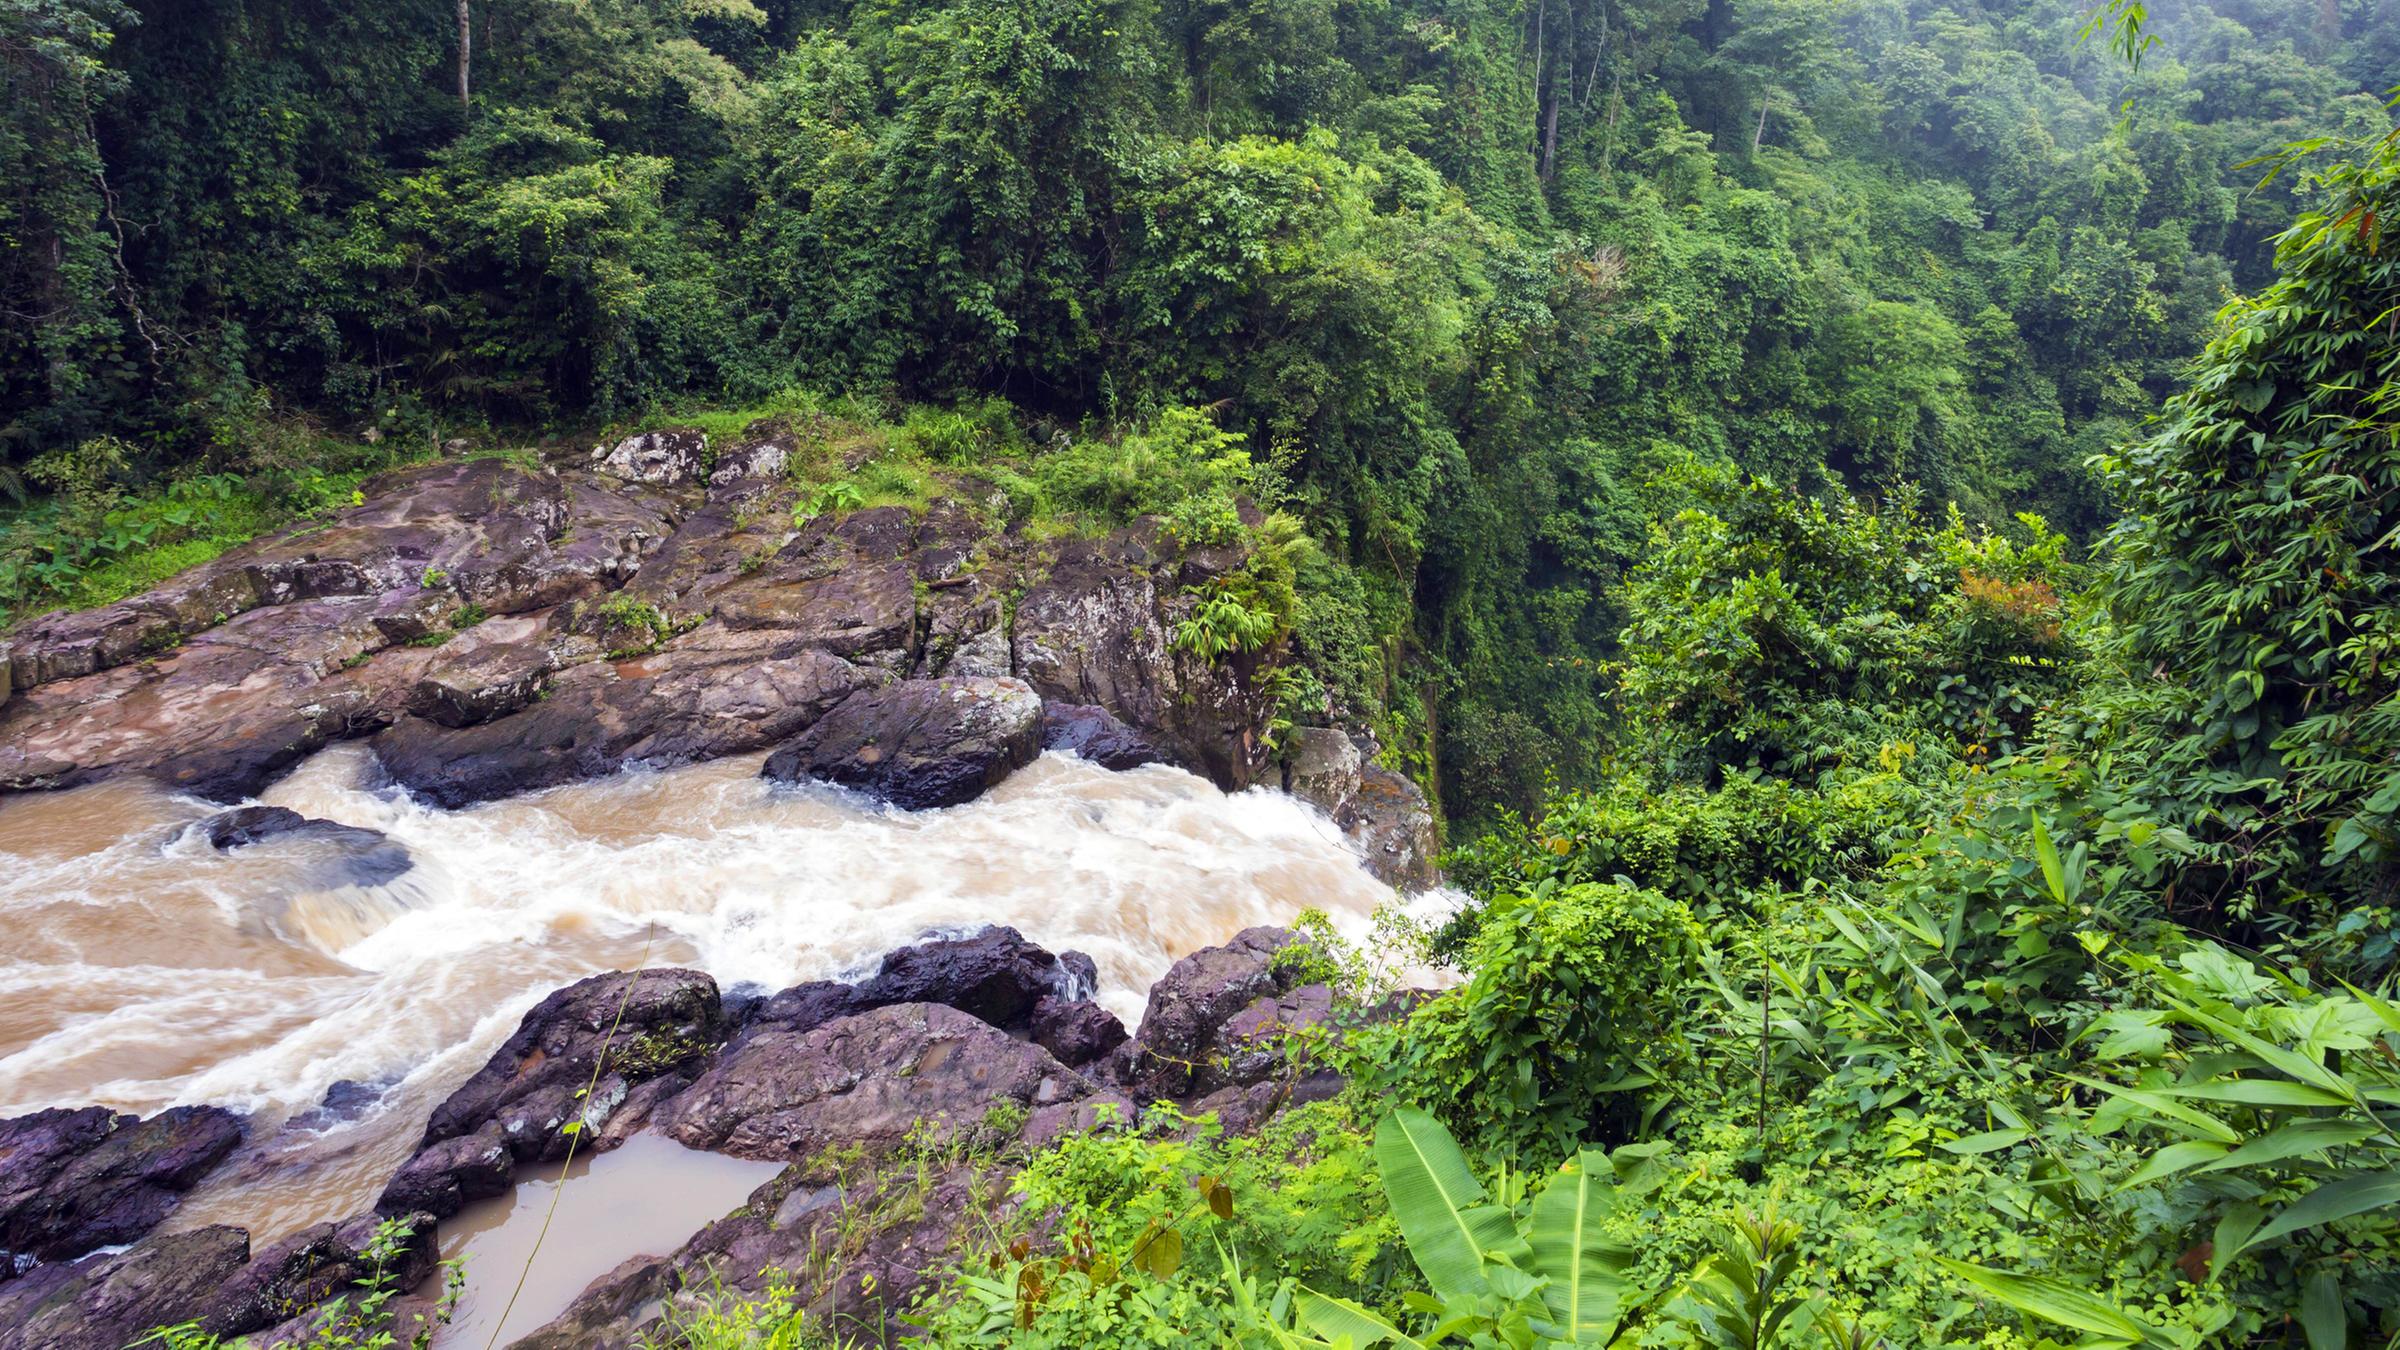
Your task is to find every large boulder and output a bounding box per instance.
[374,644,883,808]
[1350,765,1441,892]
[761,677,1042,810]
[1041,702,1165,771]
[664,1003,1093,1161]
[0,1105,244,1270]
[851,926,1097,1030]
[1281,727,1364,817]
[379,969,722,1217]
[1012,532,1281,789]
[1123,927,1330,1102]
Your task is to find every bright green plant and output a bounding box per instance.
[136,1218,464,1350]
[1231,1108,1657,1349]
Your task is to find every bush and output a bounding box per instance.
[1352,879,1705,1164]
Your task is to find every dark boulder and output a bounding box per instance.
[0,1105,243,1269]
[761,677,1043,810]
[663,1003,1093,1162]
[0,1225,249,1350]
[1124,927,1316,1101]
[198,1208,439,1339]
[376,1123,513,1221]
[1041,702,1166,771]
[408,965,720,1167]
[852,926,1096,1030]
[193,807,415,889]
[1029,995,1130,1069]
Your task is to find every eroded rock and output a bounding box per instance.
[664,1003,1092,1162]
[594,427,709,486]
[0,1105,244,1270]
[761,677,1042,810]
[379,969,721,1218]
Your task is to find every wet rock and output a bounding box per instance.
[283,1080,390,1134]
[0,459,677,799]
[733,981,863,1048]
[1124,926,1310,1101]
[1013,533,1279,789]
[1350,765,1441,891]
[1041,702,1165,771]
[0,1224,249,1350]
[1281,727,1364,818]
[0,1105,244,1268]
[514,1161,1016,1350]
[594,427,709,486]
[1029,995,1129,1069]
[199,1208,438,1338]
[852,926,1095,1030]
[761,676,1042,810]
[406,636,557,728]
[374,644,882,808]
[400,969,721,1186]
[193,807,415,889]
[664,1003,1092,1161]
[376,1123,513,1221]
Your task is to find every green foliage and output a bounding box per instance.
[1352,880,1705,1163]
[2098,126,2400,931]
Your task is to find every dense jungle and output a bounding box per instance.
[1,0,2397,1345]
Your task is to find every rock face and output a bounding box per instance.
[594,427,710,486]
[1280,728,1442,890]
[761,676,1043,810]
[0,443,1422,885]
[0,457,676,800]
[379,969,721,1218]
[0,1105,244,1271]
[0,1225,250,1350]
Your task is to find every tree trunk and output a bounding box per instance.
[1750,88,1771,157]
[457,0,472,116]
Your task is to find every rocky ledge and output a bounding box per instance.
[0,424,1435,882]
[0,924,1369,1349]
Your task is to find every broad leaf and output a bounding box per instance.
[2236,1170,2400,1257]
[1372,1109,1518,1301]
[1937,1259,2162,1343]
[1527,1150,1633,1341]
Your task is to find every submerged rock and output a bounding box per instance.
[193,806,415,889]
[0,1104,244,1271]
[761,676,1043,810]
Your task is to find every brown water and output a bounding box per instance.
[434,1132,782,1347]
[0,744,1428,1245]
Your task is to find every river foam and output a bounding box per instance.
[0,744,1427,1238]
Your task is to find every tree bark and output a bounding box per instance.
[457,0,472,116]
[1751,88,1771,157]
